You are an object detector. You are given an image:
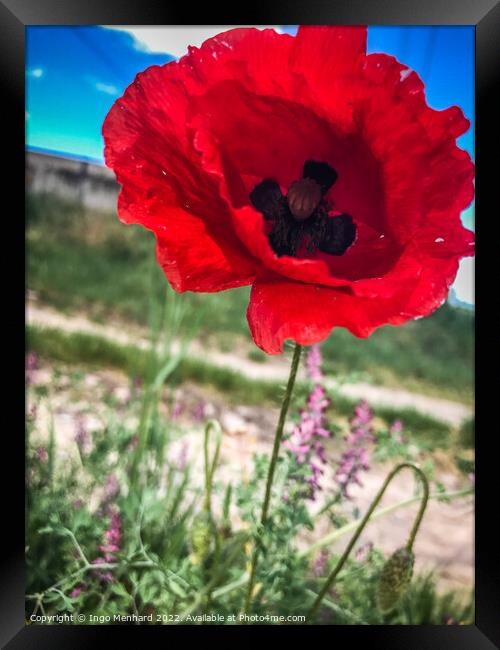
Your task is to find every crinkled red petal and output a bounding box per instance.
[247,245,466,354]
[154,206,257,292]
[102,40,264,292]
[103,26,475,352]
[246,278,408,354]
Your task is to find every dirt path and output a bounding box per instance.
[27,300,472,427]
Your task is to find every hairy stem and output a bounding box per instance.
[244,342,302,614]
[203,420,222,513]
[184,487,471,606]
[301,487,472,559]
[307,462,430,622]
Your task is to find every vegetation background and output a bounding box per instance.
[26,192,474,625]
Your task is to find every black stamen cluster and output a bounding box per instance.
[249,160,356,258]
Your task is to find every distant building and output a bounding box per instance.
[26,149,119,211]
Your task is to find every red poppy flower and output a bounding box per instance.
[103,26,474,354]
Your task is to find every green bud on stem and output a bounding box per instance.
[376,547,414,614]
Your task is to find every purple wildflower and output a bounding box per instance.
[350,400,374,430]
[70,585,85,598]
[36,447,48,463]
[102,474,120,505]
[305,344,323,382]
[92,508,122,582]
[468,472,475,486]
[355,541,373,562]
[91,557,114,584]
[192,401,206,422]
[26,352,39,371]
[171,400,184,420]
[74,415,91,455]
[99,511,122,561]
[313,549,329,577]
[27,404,37,422]
[284,352,332,499]
[390,419,403,435]
[25,352,39,385]
[334,400,374,499]
[100,572,114,583]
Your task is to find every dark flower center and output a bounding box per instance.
[249,160,356,258]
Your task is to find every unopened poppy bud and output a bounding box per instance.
[287,178,322,220]
[190,511,215,563]
[376,547,414,613]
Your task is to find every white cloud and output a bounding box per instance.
[102,26,283,58]
[452,257,474,305]
[95,81,119,96]
[27,67,44,79]
[84,74,120,96]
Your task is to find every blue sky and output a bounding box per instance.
[26,25,474,304]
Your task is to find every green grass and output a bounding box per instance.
[27,324,453,448]
[27,324,282,408]
[26,194,250,338]
[458,417,475,449]
[27,193,474,403]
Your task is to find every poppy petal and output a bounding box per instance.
[154,206,257,293]
[246,278,408,355]
[292,25,367,77]
[247,246,464,354]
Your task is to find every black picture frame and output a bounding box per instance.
[4,0,499,646]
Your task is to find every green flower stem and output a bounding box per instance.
[306,462,430,623]
[180,535,247,620]
[301,487,472,559]
[200,420,222,613]
[203,420,222,513]
[316,494,340,517]
[405,466,430,551]
[244,342,302,614]
[26,560,157,605]
[160,486,471,610]
[212,572,249,599]
[304,590,368,625]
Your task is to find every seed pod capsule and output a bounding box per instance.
[287,178,322,220]
[376,547,414,613]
